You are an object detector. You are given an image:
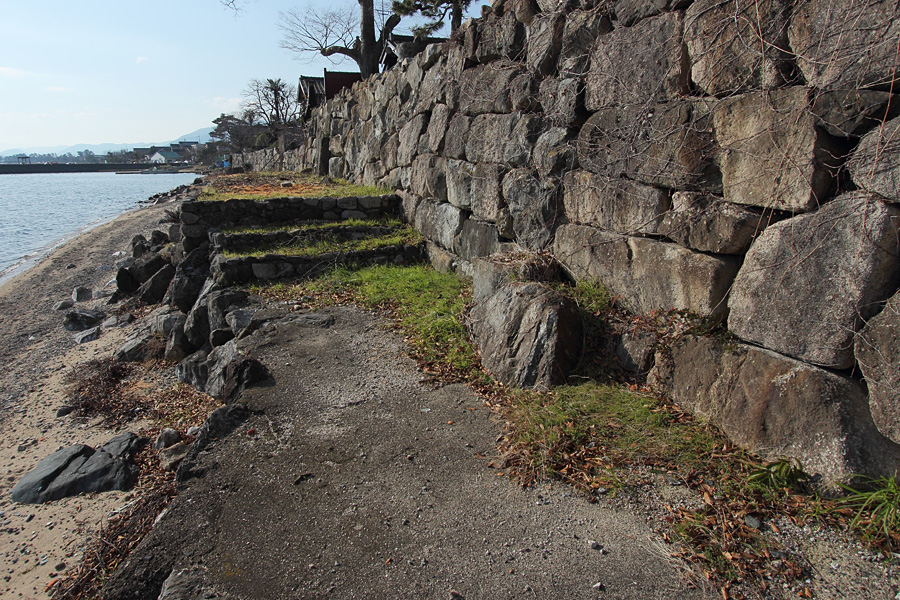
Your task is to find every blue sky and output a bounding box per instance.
[0,0,466,151]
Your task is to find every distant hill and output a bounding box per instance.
[0,127,215,157]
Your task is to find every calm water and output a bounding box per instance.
[0,172,198,278]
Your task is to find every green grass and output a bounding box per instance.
[252,264,484,380]
[224,225,422,259]
[839,475,900,547]
[223,216,403,235]
[198,172,392,202]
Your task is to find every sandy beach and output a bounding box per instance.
[0,202,175,599]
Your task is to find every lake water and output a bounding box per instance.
[0,172,198,279]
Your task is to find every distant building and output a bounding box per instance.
[149,150,183,164]
[297,69,363,115]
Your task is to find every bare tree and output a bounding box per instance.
[242,78,304,166]
[279,0,401,78]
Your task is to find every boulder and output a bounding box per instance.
[509,72,541,113]
[446,161,506,223]
[71,286,92,303]
[713,87,836,212]
[414,199,466,251]
[135,263,175,305]
[157,566,232,600]
[64,308,105,331]
[126,252,167,288]
[147,307,187,338]
[458,62,524,115]
[469,282,582,390]
[658,192,768,255]
[165,244,209,313]
[585,11,688,110]
[410,154,448,202]
[398,112,429,167]
[789,0,900,91]
[476,9,526,63]
[553,224,740,317]
[561,171,670,235]
[539,77,585,128]
[615,331,656,375]
[811,89,896,139]
[158,443,191,472]
[611,0,689,27]
[849,114,900,202]
[454,219,500,262]
[153,428,181,450]
[533,128,576,177]
[578,100,720,192]
[10,433,143,504]
[207,290,249,334]
[74,327,100,345]
[558,8,613,77]
[131,234,151,258]
[526,12,565,77]
[650,335,900,484]
[425,103,452,154]
[466,113,543,168]
[728,192,900,369]
[443,114,472,160]
[502,168,561,251]
[684,0,792,96]
[856,291,900,443]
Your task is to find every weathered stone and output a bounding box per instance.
[466,113,520,164]
[226,309,255,338]
[790,0,900,91]
[812,89,896,139]
[559,8,612,77]
[425,103,451,154]
[53,299,74,311]
[414,199,466,250]
[526,12,565,77]
[856,292,900,443]
[454,219,500,261]
[585,11,688,110]
[164,330,192,364]
[11,434,142,504]
[512,0,540,25]
[728,192,900,369]
[64,308,105,331]
[153,428,180,450]
[410,154,448,201]
[658,192,768,255]
[476,9,526,63]
[131,234,151,258]
[458,62,524,115]
[135,263,175,305]
[502,168,560,251]
[615,331,655,375]
[713,87,835,212]
[578,100,719,191]
[562,171,669,235]
[533,127,576,177]
[446,160,477,210]
[398,113,429,167]
[849,115,900,202]
[611,0,688,26]
[508,72,541,112]
[250,261,294,281]
[328,157,345,180]
[472,254,567,303]
[650,335,900,484]
[446,160,506,223]
[115,329,156,362]
[126,252,167,287]
[443,113,472,160]
[183,279,218,349]
[469,282,582,390]
[554,224,739,317]
[539,77,585,128]
[158,443,191,472]
[72,286,92,303]
[685,0,792,96]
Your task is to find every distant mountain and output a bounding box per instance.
[0,127,215,157]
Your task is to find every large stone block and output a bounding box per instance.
[458,62,525,116]
[562,171,670,235]
[685,0,791,97]
[849,115,900,202]
[443,113,472,160]
[533,127,576,177]
[558,8,612,77]
[553,224,739,317]
[399,114,429,168]
[446,160,506,222]
[410,154,448,202]
[425,103,451,154]
[577,100,720,191]
[658,192,768,255]
[446,159,477,210]
[650,336,900,484]
[728,192,900,369]
[413,199,465,250]
[611,0,689,27]
[811,89,896,139]
[713,87,836,212]
[585,11,688,110]
[539,77,585,128]
[466,113,542,167]
[790,0,900,91]
[454,219,500,262]
[502,168,561,250]
[856,291,900,444]
[469,282,582,390]
[526,12,565,77]
[476,9,527,63]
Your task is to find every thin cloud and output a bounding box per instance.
[0,67,28,77]
[208,96,243,113]
[136,56,149,64]
[44,86,70,93]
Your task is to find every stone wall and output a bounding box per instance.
[234,0,900,483]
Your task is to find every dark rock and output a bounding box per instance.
[207,290,249,333]
[855,291,900,443]
[502,168,561,251]
[74,326,100,344]
[526,12,565,77]
[562,171,670,235]
[153,428,181,450]
[158,443,191,472]
[812,89,896,138]
[136,263,175,306]
[658,192,768,255]
[115,330,158,362]
[454,220,500,262]
[55,405,75,418]
[125,252,167,289]
[849,114,900,202]
[71,287,92,303]
[64,308,105,331]
[53,300,74,311]
[210,328,235,347]
[131,235,151,258]
[615,331,656,375]
[559,8,612,77]
[177,404,250,485]
[469,282,582,390]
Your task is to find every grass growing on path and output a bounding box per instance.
[223,216,403,235]
[199,172,391,202]
[224,225,422,259]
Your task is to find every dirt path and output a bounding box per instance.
[101,305,714,600]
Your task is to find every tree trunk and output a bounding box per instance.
[358,0,379,78]
[451,2,463,32]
